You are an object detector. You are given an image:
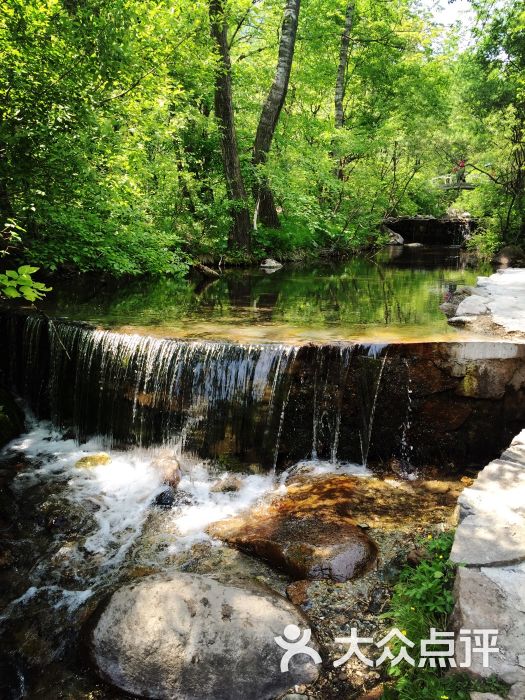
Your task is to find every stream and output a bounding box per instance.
[0,247,513,699]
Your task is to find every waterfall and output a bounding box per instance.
[2,313,404,469]
[3,315,299,460]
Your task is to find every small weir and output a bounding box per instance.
[3,313,525,471]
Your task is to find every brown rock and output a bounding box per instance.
[152,456,181,488]
[209,475,379,582]
[286,580,311,606]
[357,685,384,700]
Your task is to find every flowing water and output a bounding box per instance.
[0,248,495,698]
[2,314,401,468]
[0,420,375,698]
[35,247,491,343]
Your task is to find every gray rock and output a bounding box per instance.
[470,693,505,700]
[455,295,489,316]
[440,301,457,317]
[452,431,525,688]
[92,572,320,700]
[260,258,283,269]
[508,682,525,700]
[383,226,404,245]
[453,565,525,685]
[452,452,525,566]
[405,242,423,247]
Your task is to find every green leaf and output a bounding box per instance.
[3,287,21,298]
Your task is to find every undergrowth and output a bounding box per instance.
[381,532,509,700]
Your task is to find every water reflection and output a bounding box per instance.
[40,246,491,343]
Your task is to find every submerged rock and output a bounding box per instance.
[286,580,311,606]
[91,572,320,700]
[210,474,243,493]
[75,453,111,468]
[209,475,379,582]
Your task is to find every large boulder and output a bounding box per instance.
[91,573,320,700]
[209,475,379,582]
[453,565,525,685]
[455,295,489,317]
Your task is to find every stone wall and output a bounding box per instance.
[451,430,525,700]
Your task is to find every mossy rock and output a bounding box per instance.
[0,386,24,449]
[75,453,112,468]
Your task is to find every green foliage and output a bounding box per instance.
[0,265,51,302]
[384,533,456,647]
[382,532,509,700]
[383,669,509,700]
[0,0,522,273]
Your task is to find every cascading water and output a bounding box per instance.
[400,357,415,472]
[360,350,388,467]
[3,314,300,466]
[1,313,400,469]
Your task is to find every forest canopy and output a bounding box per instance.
[0,0,523,277]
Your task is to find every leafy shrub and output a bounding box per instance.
[0,265,51,302]
[382,532,509,700]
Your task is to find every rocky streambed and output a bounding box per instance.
[0,422,467,699]
[2,306,525,699]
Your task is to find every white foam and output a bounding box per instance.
[281,459,372,482]
[5,422,165,571]
[167,465,276,552]
[2,422,374,586]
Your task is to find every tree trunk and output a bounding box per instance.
[253,0,301,228]
[334,2,354,129]
[334,3,354,181]
[209,0,252,252]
